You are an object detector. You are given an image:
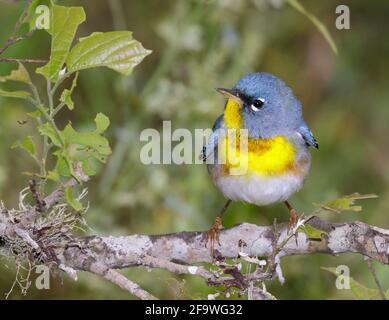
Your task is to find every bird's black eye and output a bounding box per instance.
[250,98,265,112]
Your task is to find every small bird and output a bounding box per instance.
[201,72,318,251]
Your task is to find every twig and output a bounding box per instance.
[0,57,47,64]
[89,263,158,300]
[248,285,276,300]
[140,254,214,279]
[0,31,34,55]
[29,179,46,213]
[0,0,33,56]
[365,257,386,300]
[265,216,306,283]
[58,264,78,281]
[0,2,47,65]
[44,176,88,209]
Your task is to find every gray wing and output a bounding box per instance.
[199,115,224,162]
[296,122,319,149]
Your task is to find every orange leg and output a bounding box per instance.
[284,200,299,229]
[204,199,232,255]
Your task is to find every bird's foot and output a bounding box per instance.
[203,216,223,256]
[288,208,300,230]
[287,208,300,245]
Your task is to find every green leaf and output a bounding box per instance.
[316,193,379,214]
[65,186,83,211]
[288,0,338,55]
[44,114,111,180]
[60,89,74,110]
[47,170,60,182]
[298,224,327,240]
[61,123,111,159]
[53,152,72,177]
[62,114,111,159]
[38,122,62,147]
[27,110,42,119]
[26,0,50,31]
[11,136,37,156]
[36,5,85,81]
[66,31,151,75]
[322,267,388,300]
[95,113,110,134]
[0,62,31,84]
[59,72,78,110]
[0,89,31,99]
[349,280,384,300]
[53,149,79,179]
[79,158,96,176]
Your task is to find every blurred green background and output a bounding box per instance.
[0,0,388,299]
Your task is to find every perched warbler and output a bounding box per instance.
[201,72,318,250]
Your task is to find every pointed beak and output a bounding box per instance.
[215,87,243,105]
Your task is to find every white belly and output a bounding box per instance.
[214,172,305,206]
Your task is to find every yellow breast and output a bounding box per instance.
[221,98,296,176]
[219,135,296,176]
[224,98,242,129]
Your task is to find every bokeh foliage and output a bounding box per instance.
[0,0,388,299]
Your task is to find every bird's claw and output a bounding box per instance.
[203,216,223,256]
[287,208,300,245]
[288,208,299,230]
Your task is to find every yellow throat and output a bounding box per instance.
[221,98,296,176]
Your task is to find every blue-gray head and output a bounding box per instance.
[217,72,308,140]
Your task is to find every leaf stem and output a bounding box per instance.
[26,80,49,187]
[45,79,65,148]
[27,79,64,183]
[51,72,71,96]
[47,79,54,114]
[52,102,66,117]
[36,104,65,147]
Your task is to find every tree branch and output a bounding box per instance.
[1,183,388,300]
[1,180,388,299]
[61,217,389,271]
